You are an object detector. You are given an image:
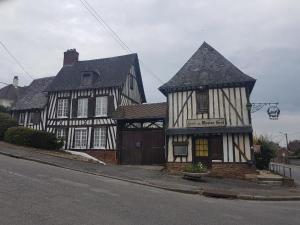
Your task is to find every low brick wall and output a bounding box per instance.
[85,150,117,164]
[211,163,257,179]
[166,162,192,174]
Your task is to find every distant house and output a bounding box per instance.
[10,77,55,130]
[159,42,257,178]
[0,76,26,108]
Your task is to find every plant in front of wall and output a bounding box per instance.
[184,162,208,173]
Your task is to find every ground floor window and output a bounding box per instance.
[93,127,106,149]
[195,138,208,157]
[173,142,188,157]
[56,128,67,142]
[19,113,25,125]
[74,128,87,149]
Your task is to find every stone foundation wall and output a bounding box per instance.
[85,150,117,164]
[211,163,257,179]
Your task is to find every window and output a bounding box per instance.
[81,73,92,86]
[93,127,106,148]
[195,138,208,157]
[77,98,88,117]
[57,99,69,118]
[196,91,209,113]
[28,112,33,124]
[95,96,108,117]
[19,113,25,125]
[74,129,87,149]
[129,74,134,90]
[56,128,66,146]
[173,142,188,156]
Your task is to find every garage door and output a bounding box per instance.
[121,130,165,165]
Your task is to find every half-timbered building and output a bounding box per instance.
[11,76,55,131]
[159,42,257,178]
[44,49,146,163]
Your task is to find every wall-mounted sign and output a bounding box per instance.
[186,118,226,128]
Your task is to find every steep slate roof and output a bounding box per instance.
[45,53,146,102]
[112,102,167,120]
[12,76,55,111]
[159,42,256,95]
[0,84,27,102]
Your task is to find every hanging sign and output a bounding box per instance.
[186,118,226,128]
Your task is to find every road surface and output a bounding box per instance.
[0,155,300,225]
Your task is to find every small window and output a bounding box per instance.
[173,142,188,156]
[196,91,209,113]
[74,128,87,149]
[81,73,92,86]
[19,113,25,125]
[57,99,69,118]
[195,138,208,157]
[28,112,33,124]
[77,98,88,117]
[56,128,66,145]
[93,127,106,149]
[95,96,108,117]
[129,75,134,90]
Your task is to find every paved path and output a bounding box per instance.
[1,155,300,225]
[271,162,300,184]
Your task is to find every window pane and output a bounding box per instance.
[95,96,107,116]
[94,127,106,148]
[196,91,209,113]
[174,144,188,156]
[78,98,88,117]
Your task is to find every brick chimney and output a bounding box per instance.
[63,49,79,66]
[13,76,18,88]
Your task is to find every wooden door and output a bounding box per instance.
[121,131,142,165]
[210,136,223,161]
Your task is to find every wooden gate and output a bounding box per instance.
[120,129,165,165]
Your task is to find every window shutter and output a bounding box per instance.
[107,96,115,117]
[72,99,78,118]
[88,97,95,118]
[90,128,94,149]
[32,112,41,124]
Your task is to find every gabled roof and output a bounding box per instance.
[11,76,55,111]
[45,53,146,102]
[0,84,27,102]
[159,42,256,95]
[112,102,167,120]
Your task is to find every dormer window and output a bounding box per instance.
[81,73,93,86]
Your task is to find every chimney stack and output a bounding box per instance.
[13,76,18,88]
[63,49,79,66]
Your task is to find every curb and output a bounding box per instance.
[1,151,300,201]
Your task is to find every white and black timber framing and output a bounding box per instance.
[159,42,256,165]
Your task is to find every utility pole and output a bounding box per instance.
[284,133,289,150]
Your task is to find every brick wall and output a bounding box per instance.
[86,150,117,164]
[166,162,192,174]
[211,163,257,179]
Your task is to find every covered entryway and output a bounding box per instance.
[113,103,167,165]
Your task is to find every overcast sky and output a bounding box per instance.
[0,0,299,145]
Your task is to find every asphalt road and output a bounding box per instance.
[1,155,300,225]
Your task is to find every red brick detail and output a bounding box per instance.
[211,163,257,179]
[85,150,117,164]
[166,162,191,174]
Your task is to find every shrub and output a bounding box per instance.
[4,127,63,150]
[254,135,278,170]
[184,162,208,173]
[0,112,18,140]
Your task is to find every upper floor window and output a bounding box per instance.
[74,128,87,149]
[95,96,108,117]
[129,75,134,90]
[93,127,106,149]
[196,90,209,113]
[77,98,88,117]
[57,99,69,118]
[81,73,92,86]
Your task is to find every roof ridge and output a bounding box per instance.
[78,53,137,63]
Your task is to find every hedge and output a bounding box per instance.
[4,127,63,150]
[0,112,18,140]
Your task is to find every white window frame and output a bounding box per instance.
[93,127,106,149]
[95,96,108,117]
[77,98,88,118]
[19,113,25,125]
[57,99,69,118]
[74,128,87,149]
